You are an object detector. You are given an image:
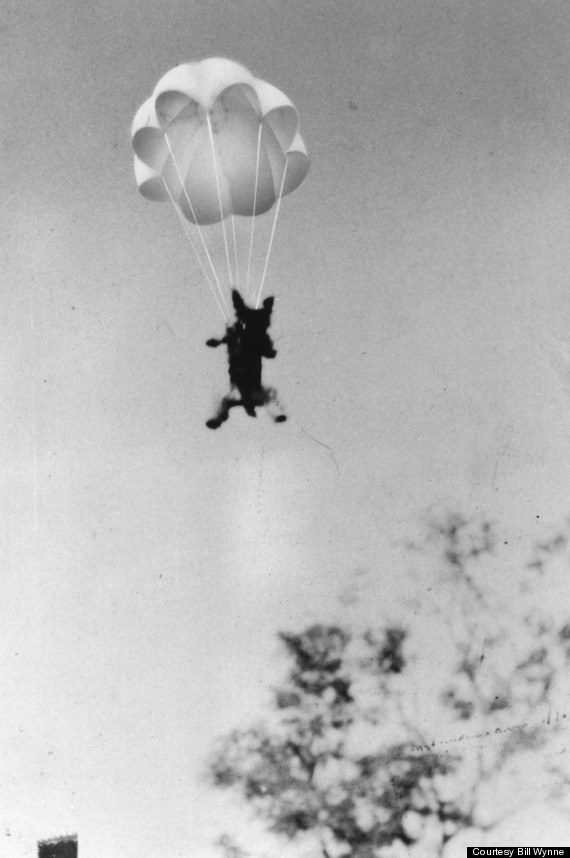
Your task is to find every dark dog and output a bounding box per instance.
[206,290,286,429]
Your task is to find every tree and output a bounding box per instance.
[208,515,570,857]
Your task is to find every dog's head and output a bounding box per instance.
[232,290,274,332]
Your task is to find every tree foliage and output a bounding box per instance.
[208,515,570,857]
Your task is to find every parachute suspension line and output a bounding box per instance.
[231,215,240,291]
[164,133,230,318]
[206,114,233,290]
[162,180,229,322]
[246,123,263,302]
[254,158,289,309]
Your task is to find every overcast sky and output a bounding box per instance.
[3,0,570,855]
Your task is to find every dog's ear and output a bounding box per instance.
[263,296,274,312]
[232,290,246,313]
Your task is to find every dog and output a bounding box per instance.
[206,290,286,429]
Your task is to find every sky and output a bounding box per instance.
[2,0,570,854]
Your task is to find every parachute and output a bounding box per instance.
[131,58,310,318]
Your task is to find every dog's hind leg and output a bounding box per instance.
[206,396,233,429]
[264,387,287,423]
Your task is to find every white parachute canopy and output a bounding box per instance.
[132,58,310,317]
